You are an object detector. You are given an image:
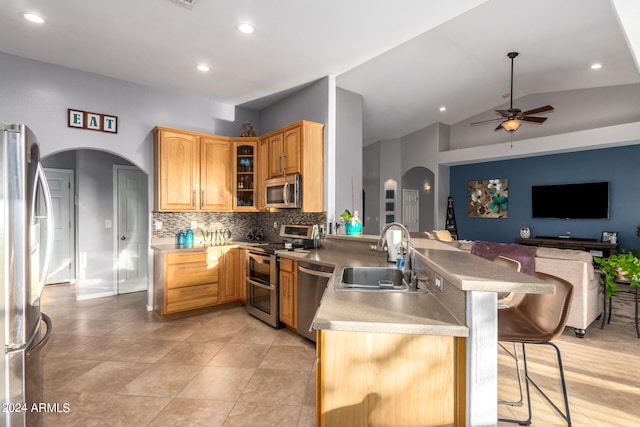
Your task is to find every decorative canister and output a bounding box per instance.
[520,226,531,239]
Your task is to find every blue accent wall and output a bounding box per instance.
[450,144,640,251]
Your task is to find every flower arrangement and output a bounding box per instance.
[341,209,362,235]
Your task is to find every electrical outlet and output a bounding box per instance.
[155,221,163,231]
[190,221,197,229]
[273,221,278,230]
[434,275,444,292]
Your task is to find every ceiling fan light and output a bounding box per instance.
[502,119,521,132]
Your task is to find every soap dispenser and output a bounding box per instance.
[185,228,194,247]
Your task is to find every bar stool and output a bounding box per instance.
[498,272,574,426]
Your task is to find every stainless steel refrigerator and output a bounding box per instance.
[1,123,54,427]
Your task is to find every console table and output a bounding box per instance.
[514,237,618,258]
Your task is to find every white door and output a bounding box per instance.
[115,167,148,294]
[44,169,74,284]
[402,189,419,232]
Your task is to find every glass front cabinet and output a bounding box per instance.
[233,139,258,211]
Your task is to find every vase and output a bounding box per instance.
[520,226,531,239]
[345,221,362,236]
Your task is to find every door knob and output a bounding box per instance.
[120,236,127,240]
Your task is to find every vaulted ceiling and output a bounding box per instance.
[1,0,639,145]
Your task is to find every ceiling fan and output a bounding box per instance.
[471,52,553,133]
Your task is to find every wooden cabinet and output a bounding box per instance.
[232,139,258,211]
[154,128,199,211]
[219,248,240,303]
[269,126,301,177]
[154,120,323,212]
[238,249,248,302]
[154,127,232,212]
[279,258,297,328]
[201,136,232,211]
[154,250,219,317]
[256,137,269,211]
[316,330,465,426]
[264,121,324,212]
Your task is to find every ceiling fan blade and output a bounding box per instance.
[521,116,547,123]
[521,105,554,116]
[495,109,511,118]
[470,117,504,126]
[494,123,504,131]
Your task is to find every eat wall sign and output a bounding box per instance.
[68,108,118,134]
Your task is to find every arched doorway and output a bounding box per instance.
[42,149,149,300]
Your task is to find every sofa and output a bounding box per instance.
[425,231,603,338]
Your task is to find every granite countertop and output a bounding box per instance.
[151,240,267,253]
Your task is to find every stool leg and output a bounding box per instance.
[498,343,532,426]
[498,342,524,407]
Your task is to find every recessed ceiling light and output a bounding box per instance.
[196,64,210,72]
[23,13,45,24]
[237,23,255,34]
[439,106,447,112]
[591,63,602,70]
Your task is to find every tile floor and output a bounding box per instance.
[41,284,639,426]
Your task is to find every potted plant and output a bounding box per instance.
[341,209,362,236]
[594,250,640,297]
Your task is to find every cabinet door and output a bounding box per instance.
[279,270,295,327]
[282,126,301,175]
[156,130,199,211]
[269,132,284,177]
[238,250,248,303]
[233,140,257,211]
[219,248,239,303]
[256,137,269,211]
[201,137,232,211]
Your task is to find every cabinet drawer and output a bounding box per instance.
[166,263,218,288]
[166,283,219,313]
[280,258,294,273]
[166,251,207,265]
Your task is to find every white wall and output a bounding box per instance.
[363,143,380,234]
[335,88,364,225]
[0,52,259,303]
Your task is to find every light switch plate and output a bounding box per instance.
[434,275,444,292]
[105,219,112,229]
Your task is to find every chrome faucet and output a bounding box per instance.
[376,222,417,290]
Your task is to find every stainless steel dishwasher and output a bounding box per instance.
[296,261,334,342]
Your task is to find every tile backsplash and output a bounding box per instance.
[153,211,326,240]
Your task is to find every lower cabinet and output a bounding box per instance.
[154,247,241,319]
[279,258,297,328]
[316,330,466,426]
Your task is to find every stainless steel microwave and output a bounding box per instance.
[265,174,301,208]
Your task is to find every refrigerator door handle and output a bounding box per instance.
[33,162,55,295]
[28,313,53,355]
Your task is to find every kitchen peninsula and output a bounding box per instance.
[280,234,554,427]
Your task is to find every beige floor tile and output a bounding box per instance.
[223,401,302,427]
[157,340,226,365]
[65,319,130,336]
[43,358,102,391]
[109,338,181,364]
[297,406,316,427]
[43,392,170,427]
[178,366,255,401]
[208,343,270,368]
[239,368,309,406]
[119,362,202,397]
[258,344,316,372]
[67,336,140,361]
[58,360,150,393]
[147,398,235,427]
[41,334,98,358]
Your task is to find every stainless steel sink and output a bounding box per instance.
[336,266,408,291]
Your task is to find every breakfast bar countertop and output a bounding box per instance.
[279,235,554,338]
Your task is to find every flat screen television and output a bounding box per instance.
[531,182,609,219]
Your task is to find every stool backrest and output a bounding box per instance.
[518,272,574,340]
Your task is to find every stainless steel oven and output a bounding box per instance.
[246,250,279,327]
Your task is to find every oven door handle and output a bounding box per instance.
[248,252,273,262]
[248,279,275,291]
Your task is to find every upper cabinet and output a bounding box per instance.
[269,126,301,177]
[154,121,323,212]
[154,127,232,212]
[154,128,200,211]
[201,136,233,211]
[232,139,258,211]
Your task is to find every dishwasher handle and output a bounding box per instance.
[298,265,334,279]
